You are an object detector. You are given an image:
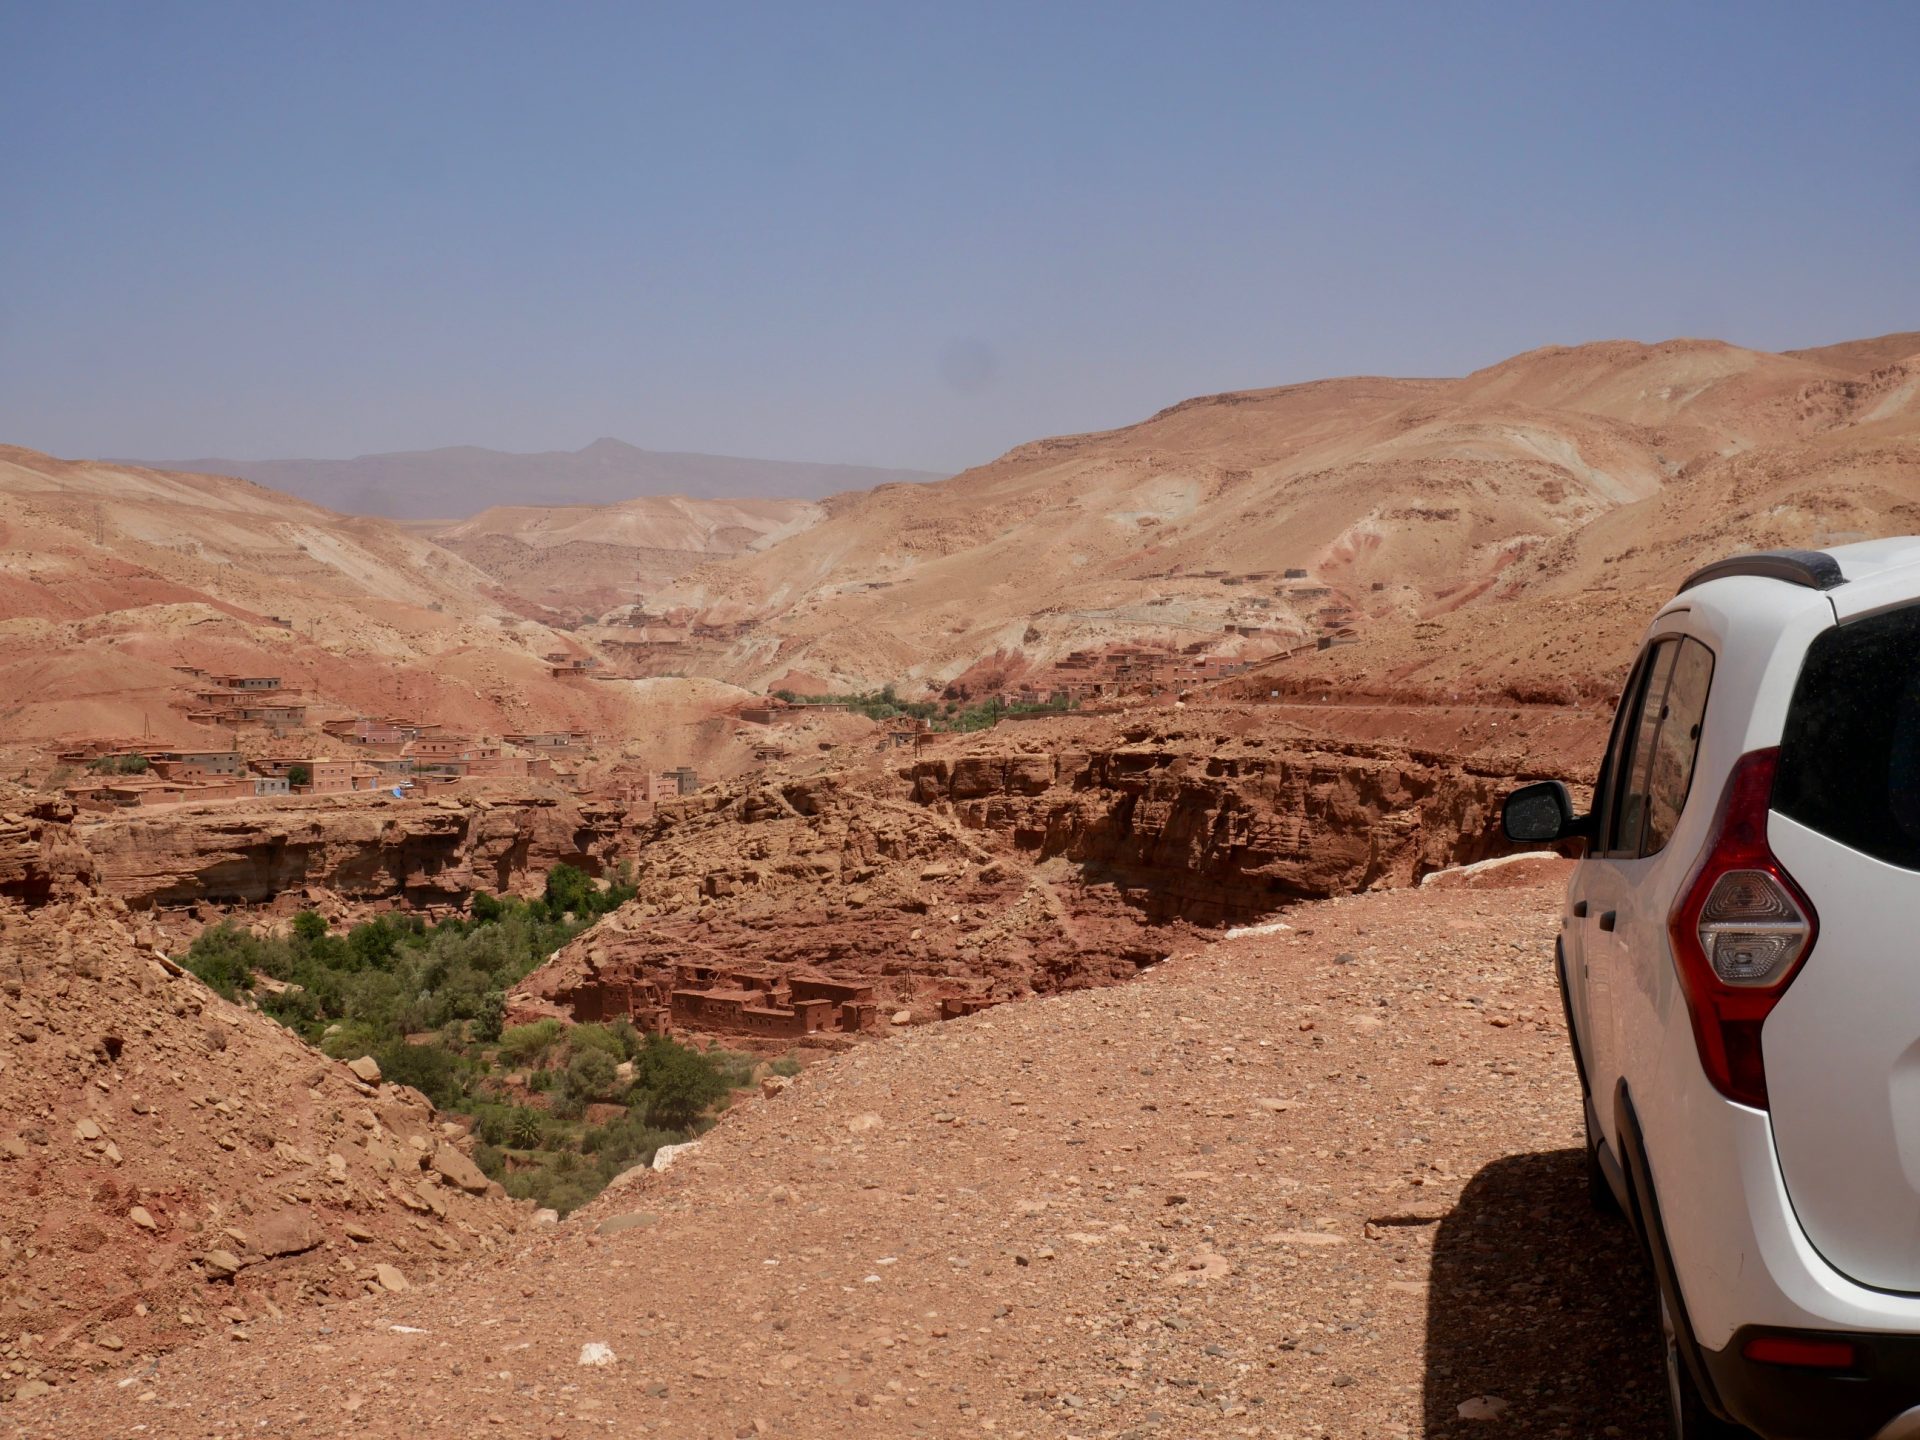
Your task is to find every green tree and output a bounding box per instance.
[635,1038,727,1130]
[287,764,312,788]
[473,990,506,1044]
[291,910,329,943]
[542,863,596,917]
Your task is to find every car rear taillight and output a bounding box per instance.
[1667,748,1818,1109]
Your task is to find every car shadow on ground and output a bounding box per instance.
[1423,1148,1667,1436]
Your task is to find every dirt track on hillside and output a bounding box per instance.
[7,877,1665,1439]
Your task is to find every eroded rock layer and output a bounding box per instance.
[53,790,627,911]
[0,801,96,904]
[512,717,1509,1030]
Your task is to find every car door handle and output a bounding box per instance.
[1572,901,1589,919]
[1598,910,1617,932]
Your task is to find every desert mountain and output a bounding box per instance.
[427,494,824,623]
[605,332,1920,697]
[1265,330,1920,705]
[127,439,946,520]
[0,447,761,761]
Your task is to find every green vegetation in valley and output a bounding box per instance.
[88,753,149,775]
[174,863,753,1215]
[770,683,1075,733]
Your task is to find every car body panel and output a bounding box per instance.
[1765,814,1920,1292]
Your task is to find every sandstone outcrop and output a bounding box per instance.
[0,800,95,904]
[67,790,625,911]
[908,727,1509,921]
[512,712,1508,1030]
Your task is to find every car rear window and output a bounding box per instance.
[1774,604,1920,870]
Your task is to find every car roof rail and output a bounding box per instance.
[1674,548,1845,598]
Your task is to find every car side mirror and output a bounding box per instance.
[1502,780,1591,845]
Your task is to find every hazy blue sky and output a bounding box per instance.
[3,1,1917,474]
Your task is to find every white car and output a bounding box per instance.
[1504,542,1920,1440]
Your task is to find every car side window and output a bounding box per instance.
[1611,641,1679,856]
[1640,638,1714,855]
[1603,635,1715,858]
[1593,646,1656,855]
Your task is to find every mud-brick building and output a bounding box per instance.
[145,749,246,780]
[256,757,378,794]
[667,963,878,1038]
[97,777,249,807]
[228,700,307,726]
[645,767,699,803]
[788,976,879,1032]
[562,975,669,1031]
[669,987,833,1038]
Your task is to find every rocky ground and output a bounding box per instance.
[7,871,1666,1438]
[0,899,524,1401]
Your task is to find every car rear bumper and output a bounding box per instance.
[1700,1330,1920,1439]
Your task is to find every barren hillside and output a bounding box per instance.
[430,494,823,622]
[600,333,1920,698]
[1263,333,1920,706]
[0,448,772,767]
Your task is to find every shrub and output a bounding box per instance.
[565,1048,620,1104]
[542,863,596,917]
[769,1055,802,1078]
[499,1019,562,1064]
[259,984,321,1030]
[179,923,260,1000]
[373,1039,467,1109]
[475,1108,510,1147]
[707,1049,758,1090]
[473,990,505,1044]
[606,1017,644,1059]
[318,1019,386,1060]
[509,1108,543,1149]
[287,764,311,788]
[291,910,329,943]
[568,1023,625,1060]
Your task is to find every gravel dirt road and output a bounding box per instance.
[7,876,1667,1438]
